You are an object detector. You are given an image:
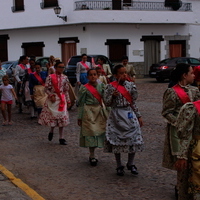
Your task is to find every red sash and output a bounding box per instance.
[110,81,132,104]
[81,61,89,71]
[98,64,106,76]
[172,84,191,104]
[19,64,26,70]
[50,74,65,111]
[33,72,45,86]
[193,100,200,115]
[84,83,102,105]
[27,68,34,74]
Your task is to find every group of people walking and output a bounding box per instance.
[1,53,199,199]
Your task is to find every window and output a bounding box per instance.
[21,42,45,57]
[41,0,58,9]
[0,35,9,62]
[105,39,130,62]
[12,0,24,12]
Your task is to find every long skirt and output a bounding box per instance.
[80,104,108,148]
[104,106,144,154]
[33,85,47,109]
[38,94,69,127]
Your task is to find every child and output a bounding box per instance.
[175,100,200,200]
[162,63,200,200]
[0,75,17,125]
[103,64,143,176]
[77,69,109,166]
[38,62,71,145]
[96,66,107,84]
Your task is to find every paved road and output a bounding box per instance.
[0,78,176,200]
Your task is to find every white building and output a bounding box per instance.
[0,0,200,77]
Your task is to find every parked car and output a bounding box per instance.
[1,61,18,84]
[36,57,49,71]
[64,55,114,85]
[149,57,200,82]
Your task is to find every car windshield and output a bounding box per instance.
[1,63,12,70]
[159,58,173,64]
[68,57,92,65]
[188,58,200,64]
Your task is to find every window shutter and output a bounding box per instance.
[15,0,24,11]
[44,0,58,8]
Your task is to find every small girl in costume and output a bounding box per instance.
[77,69,109,166]
[39,62,71,145]
[103,64,143,176]
[0,75,17,125]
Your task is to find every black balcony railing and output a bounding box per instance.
[74,1,191,11]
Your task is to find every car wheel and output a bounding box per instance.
[156,77,165,82]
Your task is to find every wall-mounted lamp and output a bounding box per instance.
[54,6,67,22]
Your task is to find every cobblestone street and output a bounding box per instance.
[0,78,176,200]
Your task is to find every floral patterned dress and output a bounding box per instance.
[103,81,143,154]
[162,84,200,170]
[176,101,200,199]
[38,74,70,127]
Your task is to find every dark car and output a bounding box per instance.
[36,57,49,71]
[1,61,18,84]
[149,57,200,82]
[65,55,113,85]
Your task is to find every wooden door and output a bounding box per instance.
[61,42,76,65]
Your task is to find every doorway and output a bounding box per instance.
[141,36,164,75]
[169,40,186,57]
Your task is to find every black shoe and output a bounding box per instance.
[59,139,67,145]
[116,166,125,176]
[89,158,98,166]
[48,132,53,141]
[126,164,138,175]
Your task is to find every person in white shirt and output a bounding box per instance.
[0,75,17,125]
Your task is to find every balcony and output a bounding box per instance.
[74,1,191,11]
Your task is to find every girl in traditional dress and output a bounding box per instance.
[175,100,200,200]
[29,63,48,116]
[77,69,109,166]
[162,63,200,200]
[76,54,91,85]
[0,75,17,125]
[103,64,143,176]
[38,62,71,145]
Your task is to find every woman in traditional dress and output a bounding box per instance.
[46,55,55,75]
[14,55,29,113]
[29,63,48,116]
[162,63,200,200]
[76,54,91,85]
[103,64,143,176]
[23,58,36,118]
[38,61,71,145]
[122,55,136,82]
[77,69,109,166]
[175,100,200,200]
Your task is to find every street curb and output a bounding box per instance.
[0,164,45,200]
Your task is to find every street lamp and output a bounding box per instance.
[54,6,67,22]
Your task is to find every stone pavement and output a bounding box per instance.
[0,78,177,200]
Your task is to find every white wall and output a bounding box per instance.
[0,23,192,62]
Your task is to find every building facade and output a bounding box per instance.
[0,0,200,77]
